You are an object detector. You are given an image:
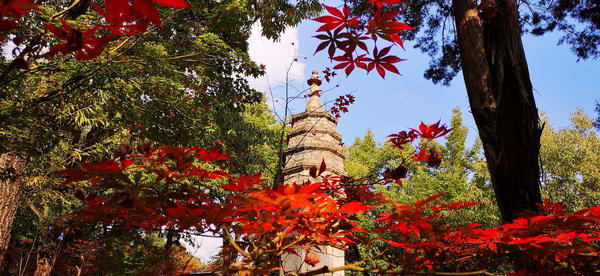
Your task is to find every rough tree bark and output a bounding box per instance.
[0,153,26,269]
[452,0,542,223]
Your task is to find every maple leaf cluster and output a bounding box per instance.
[55,123,600,275]
[382,121,452,184]
[330,94,355,119]
[321,67,338,82]
[313,1,412,78]
[413,147,442,167]
[0,0,36,40]
[59,146,231,230]
[1,0,189,65]
[47,0,189,60]
[375,197,600,274]
[388,121,452,149]
[58,145,377,274]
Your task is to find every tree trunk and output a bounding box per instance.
[0,153,26,269]
[452,0,542,223]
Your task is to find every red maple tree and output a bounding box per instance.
[56,124,600,275]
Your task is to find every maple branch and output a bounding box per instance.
[262,70,287,136]
[293,260,498,276]
[290,262,363,276]
[273,51,297,188]
[28,35,143,109]
[276,235,306,256]
[109,36,136,55]
[223,225,251,259]
[50,0,84,20]
[3,10,182,110]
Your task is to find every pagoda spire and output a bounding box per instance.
[306,70,324,112]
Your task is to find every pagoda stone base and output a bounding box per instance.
[281,246,344,275]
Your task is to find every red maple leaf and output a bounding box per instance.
[333,52,370,76]
[413,121,452,140]
[138,0,189,25]
[313,4,359,32]
[0,0,35,40]
[94,0,189,32]
[540,200,566,215]
[385,33,407,49]
[221,174,264,193]
[339,202,373,214]
[0,0,36,17]
[383,165,408,183]
[412,148,443,167]
[313,28,346,58]
[92,0,149,36]
[0,19,17,31]
[0,19,18,41]
[153,0,190,8]
[367,46,404,78]
[367,8,412,48]
[368,0,405,9]
[337,31,369,53]
[133,0,163,26]
[388,130,417,149]
[427,149,442,167]
[330,94,355,118]
[413,148,430,162]
[46,20,112,60]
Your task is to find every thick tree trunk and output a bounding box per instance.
[452,0,542,223]
[0,153,26,269]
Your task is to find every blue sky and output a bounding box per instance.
[256,20,600,147]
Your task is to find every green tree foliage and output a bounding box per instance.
[345,129,380,179]
[8,230,204,275]
[345,108,600,229]
[594,101,600,130]
[540,110,600,211]
[214,99,281,179]
[344,108,500,274]
[344,108,600,274]
[1,0,322,165]
[345,108,498,226]
[6,96,281,274]
[524,0,600,60]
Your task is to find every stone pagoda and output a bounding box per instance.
[281,71,345,275]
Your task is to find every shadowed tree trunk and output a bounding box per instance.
[452,0,542,223]
[0,153,26,270]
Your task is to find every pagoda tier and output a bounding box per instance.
[283,72,345,185]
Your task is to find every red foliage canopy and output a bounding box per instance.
[57,123,600,275]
